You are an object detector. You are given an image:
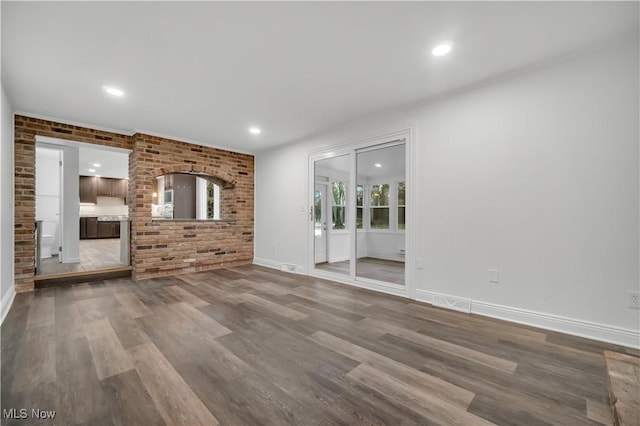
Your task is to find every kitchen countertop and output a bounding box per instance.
[79,215,129,221]
[98,215,129,221]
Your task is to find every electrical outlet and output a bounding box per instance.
[629,291,640,309]
[489,269,500,284]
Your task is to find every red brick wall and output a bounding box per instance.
[130,133,254,280]
[14,115,254,291]
[14,116,133,292]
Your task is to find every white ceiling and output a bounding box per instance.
[2,2,638,154]
[78,145,128,179]
[315,143,405,180]
[357,144,405,180]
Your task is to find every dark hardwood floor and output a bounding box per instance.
[1,265,630,425]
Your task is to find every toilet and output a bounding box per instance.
[40,220,58,259]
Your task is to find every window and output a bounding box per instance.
[370,184,389,229]
[397,182,405,230]
[160,174,223,220]
[207,181,220,220]
[356,185,364,229]
[332,181,347,230]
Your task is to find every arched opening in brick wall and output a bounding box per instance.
[152,167,237,220]
[153,165,236,189]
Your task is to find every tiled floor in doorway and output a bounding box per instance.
[38,238,124,275]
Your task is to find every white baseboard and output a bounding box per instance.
[415,289,640,349]
[253,257,306,275]
[1,285,16,325]
[253,257,282,270]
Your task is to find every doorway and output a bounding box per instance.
[309,129,413,296]
[355,142,406,285]
[313,154,351,276]
[35,146,63,268]
[34,136,131,278]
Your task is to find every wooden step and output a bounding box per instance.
[34,266,132,288]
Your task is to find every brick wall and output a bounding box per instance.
[130,133,254,280]
[14,115,254,291]
[14,116,133,292]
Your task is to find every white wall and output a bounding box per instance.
[1,82,15,321]
[328,232,350,263]
[80,196,128,217]
[36,147,61,254]
[60,145,80,262]
[255,37,640,346]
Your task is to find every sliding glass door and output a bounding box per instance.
[311,139,407,291]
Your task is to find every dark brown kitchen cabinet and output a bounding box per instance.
[97,177,113,197]
[112,178,127,199]
[97,221,113,238]
[79,176,97,204]
[81,217,120,239]
[86,217,98,239]
[80,217,87,238]
[102,221,120,238]
[87,177,128,199]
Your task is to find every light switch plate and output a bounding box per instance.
[489,269,500,283]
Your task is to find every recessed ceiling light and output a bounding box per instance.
[374,163,382,168]
[92,163,101,167]
[432,43,453,56]
[102,85,124,97]
[88,168,96,172]
[249,127,261,135]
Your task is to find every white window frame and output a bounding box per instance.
[196,177,221,220]
[369,183,391,230]
[397,181,405,231]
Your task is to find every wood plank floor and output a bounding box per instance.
[1,265,631,425]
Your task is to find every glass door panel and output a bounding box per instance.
[355,143,406,285]
[313,155,351,276]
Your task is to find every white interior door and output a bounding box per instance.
[314,183,328,263]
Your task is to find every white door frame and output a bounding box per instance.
[307,124,417,298]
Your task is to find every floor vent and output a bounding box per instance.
[281,263,297,273]
[432,294,472,313]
